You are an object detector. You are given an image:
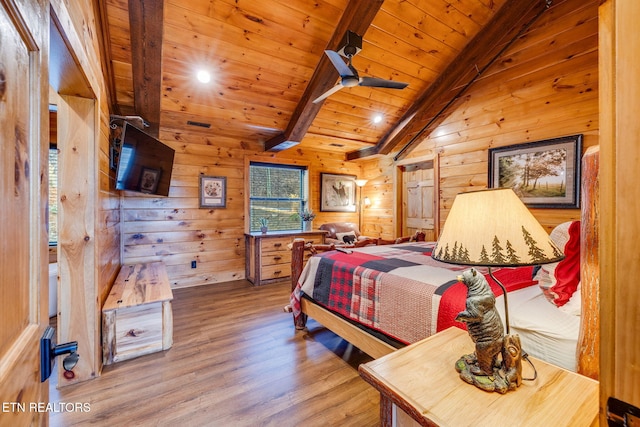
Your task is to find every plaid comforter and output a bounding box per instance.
[290,242,535,344]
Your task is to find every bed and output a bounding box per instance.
[288,145,599,378]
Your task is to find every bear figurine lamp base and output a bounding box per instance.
[431,188,564,393]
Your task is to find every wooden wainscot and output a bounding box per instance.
[102,262,173,365]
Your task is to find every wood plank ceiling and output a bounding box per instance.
[98,0,552,160]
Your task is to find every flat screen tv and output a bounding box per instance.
[115,122,175,196]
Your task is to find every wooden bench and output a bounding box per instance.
[102,262,173,365]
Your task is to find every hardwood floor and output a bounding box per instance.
[49,280,379,426]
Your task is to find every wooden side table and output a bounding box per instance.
[359,327,598,427]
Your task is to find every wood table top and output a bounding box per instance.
[359,327,598,427]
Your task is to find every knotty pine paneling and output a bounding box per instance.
[372,0,599,236]
[121,134,362,289]
[98,110,122,303]
[50,0,123,384]
[356,156,394,239]
[306,0,508,149]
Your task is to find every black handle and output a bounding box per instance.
[40,326,80,382]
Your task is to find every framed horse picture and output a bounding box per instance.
[320,173,357,212]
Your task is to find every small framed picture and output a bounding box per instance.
[139,167,161,194]
[199,175,226,208]
[320,173,357,212]
[488,134,582,208]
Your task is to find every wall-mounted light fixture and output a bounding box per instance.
[355,179,368,232]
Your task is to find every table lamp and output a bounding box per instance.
[432,188,564,393]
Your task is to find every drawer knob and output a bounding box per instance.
[274,256,282,261]
[274,243,282,247]
[274,270,281,275]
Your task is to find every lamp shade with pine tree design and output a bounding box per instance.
[432,188,564,267]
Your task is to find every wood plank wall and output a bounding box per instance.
[366,0,599,237]
[121,137,362,289]
[52,0,121,307]
[51,0,122,382]
[359,156,396,239]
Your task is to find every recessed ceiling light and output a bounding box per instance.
[196,70,211,83]
[373,114,383,124]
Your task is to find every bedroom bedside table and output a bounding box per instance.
[358,327,598,427]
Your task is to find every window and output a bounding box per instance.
[48,147,58,244]
[249,162,307,232]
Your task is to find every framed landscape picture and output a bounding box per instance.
[320,173,357,212]
[199,175,226,208]
[488,134,582,208]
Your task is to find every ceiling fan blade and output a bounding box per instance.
[313,83,344,103]
[324,50,355,78]
[359,77,408,89]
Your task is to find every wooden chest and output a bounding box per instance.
[245,230,326,285]
[102,262,173,365]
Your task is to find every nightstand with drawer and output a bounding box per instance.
[245,231,326,285]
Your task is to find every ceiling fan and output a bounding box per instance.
[313,31,409,104]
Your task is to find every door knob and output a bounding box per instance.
[40,326,79,382]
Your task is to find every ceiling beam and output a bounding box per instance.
[264,0,383,152]
[129,0,163,137]
[346,0,552,161]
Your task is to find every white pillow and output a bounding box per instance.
[335,231,357,244]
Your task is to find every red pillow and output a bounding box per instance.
[535,221,581,307]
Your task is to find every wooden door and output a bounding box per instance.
[599,0,640,422]
[400,157,438,241]
[0,0,50,425]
